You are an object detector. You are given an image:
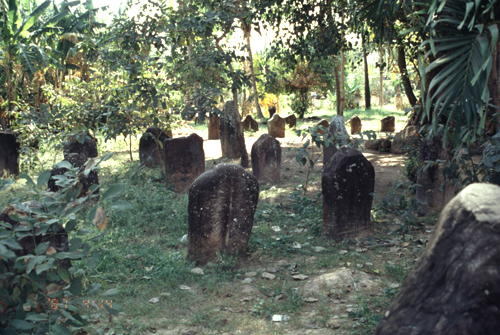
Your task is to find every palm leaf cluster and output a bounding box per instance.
[423,0,499,143]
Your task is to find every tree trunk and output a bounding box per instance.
[340,49,346,114]
[243,22,263,119]
[397,45,417,107]
[487,39,500,134]
[362,33,371,110]
[334,61,342,116]
[379,47,384,108]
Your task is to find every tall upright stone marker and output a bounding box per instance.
[267,113,286,138]
[187,164,259,265]
[0,131,19,177]
[375,183,500,335]
[220,101,249,167]
[139,127,170,167]
[251,134,281,183]
[323,115,350,166]
[322,147,375,239]
[242,114,259,132]
[164,133,205,192]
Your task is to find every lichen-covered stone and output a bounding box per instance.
[187,164,259,265]
[220,101,248,166]
[375,183,500,335]
[267,113,286,138]
[323,115,350,166]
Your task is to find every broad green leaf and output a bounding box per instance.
[53,252,83,260]
[54,160,72,169]
[34,241,50,255]
[15,0,51,38]
[101,288,120,297]
[110,200,132,211]
[86,282,102,295]
[20,173,35,187]
[25,313,48,321]
[36,258,55,274]
[0,243,16,258]
[50,324,72,335]
[10,319,34,330]
[70,277,82,295]
[101,184,125,201]
[1,238,22,250]
[27,255,45,274]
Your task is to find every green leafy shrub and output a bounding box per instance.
[0,155,130,334]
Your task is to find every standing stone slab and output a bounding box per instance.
[349,115,362,134]
[0,131,19,177]
[391,125,419,154]
[322,147,375,239]
[267,113,286,138]
[380,116,395,132]
[315,119,330,135]
[187,164,259,265]
[220,101,249,166]
[63,134,98,159]
[207,116,220,140]
[251,134,281,183]
[49,134,99,196]
[139,127,169,167]
[285,114,297,129]
[375,183,500,335]
[416,134,456,215]
[323,115,350,166]
[242,114,259,132]
[164,133,205,192]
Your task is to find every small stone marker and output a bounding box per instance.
[0,131,19,177]
[375,183,500,335]
[349,115,362,134]
[267,113,286,138]
[251,134,281,183]
[164,133,205,192]
[285,114,297,129]
[242,114,259,132]
[315,119,330,135]
[482,133,500,185]
[220,101,249,166]
[416,134,455,215]
[322,147,375,239]
[323,115,350,166]
[207,116,220,140]
[380,116,395,132]
[187,163,259,265]
[139,127,169,167]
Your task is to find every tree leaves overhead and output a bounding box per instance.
[423,0,499,143]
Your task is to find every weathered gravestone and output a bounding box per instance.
[267,113,286,138]
[380,116,395,132]
[391,125,419,154]
[139,127,169,167]
[0,131,19,177]
[220,101,249,167]
[349,115,362,134]
[251,134,281,183]
[242,114,259,132]
[0,201,71,270]
[323,115,350,166]
[49,134,99,196]
[187,164,259,265]
[315,119,330,135]
[164,133,205,192]
[322,147,375,239]
[416,134,456,215]
[375,183,500,335]
[285,114,297,129]
[207,116,220,140]
[481,133,500,186]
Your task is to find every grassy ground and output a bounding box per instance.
[2,106,436,335]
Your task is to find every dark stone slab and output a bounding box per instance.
[251,134,281,183]
[322,147,375,239]
[187,164,259,265]
[139,127,170,167]
[0,131,19,177]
